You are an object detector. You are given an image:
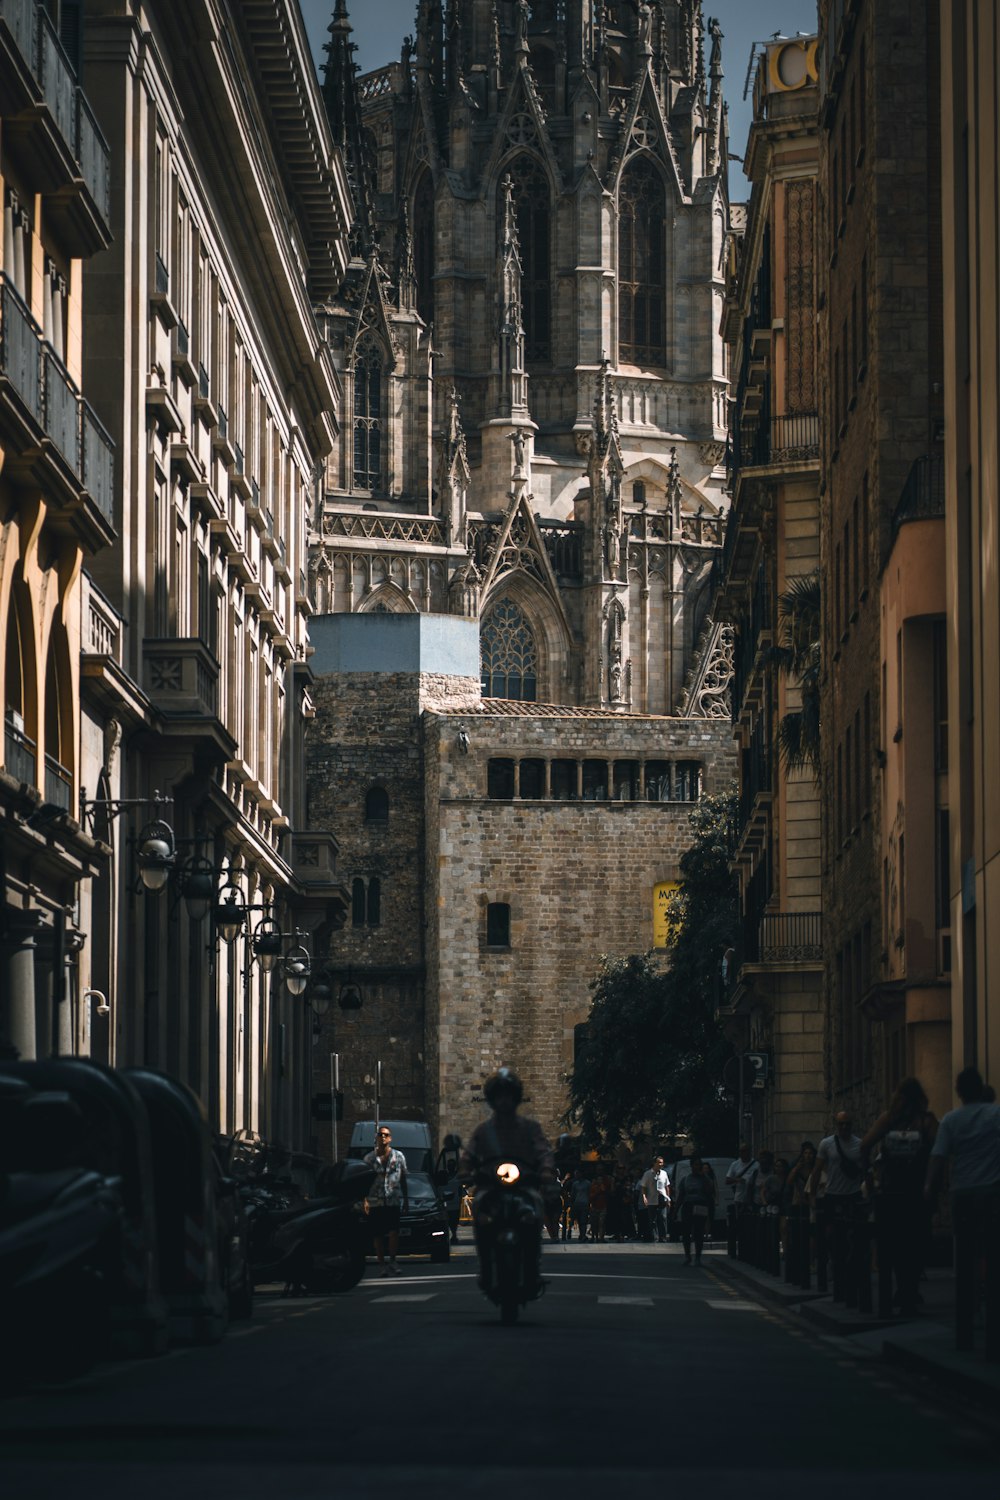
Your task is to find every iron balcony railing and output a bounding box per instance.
[759,912,823,964]
[198,363,210,401]
[4,717,36,785]
[892,453,944,534]
[735,412,820,473]
[739,714,771,831]
[154,252,169,297]
[0,3,111,221]
[44,752,71,810]
[1,275,115,526]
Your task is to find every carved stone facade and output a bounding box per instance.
[306,2,737,1146]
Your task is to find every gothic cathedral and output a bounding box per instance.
[306,1,736,1146]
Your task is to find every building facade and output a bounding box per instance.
[1,0,114,1061]
[940,0,1000,1092]
[68,0,353,1146]
[718,35,826,1156]
[817,0,947,1122]
[306,0,737,1146]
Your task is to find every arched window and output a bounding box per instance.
[480,596,538,701]
[412,171,435,327]
[365,786,389,824]
[618,157,666,367]
[506,156,550,365]
[4,586,35,784]
[43,630,71,809]
[367,876,381,927]
[353,337,384,491]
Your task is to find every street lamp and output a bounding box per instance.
[135,817,176,891]
[213,881,246,944]
[251,916,284,972]
[283,943,311,997]
[179,855,216,922]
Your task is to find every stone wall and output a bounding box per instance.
[424,708,735,1144]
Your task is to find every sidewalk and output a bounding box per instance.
[713,1256,1000,1405]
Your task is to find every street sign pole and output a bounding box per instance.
[375,1059,382,1138]
[330,1052,339,1163]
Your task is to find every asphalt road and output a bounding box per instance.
[4,1240,998,1499]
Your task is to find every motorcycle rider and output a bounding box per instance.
[459,1068,558,1285]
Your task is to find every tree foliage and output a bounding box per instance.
[567,789,739,1155]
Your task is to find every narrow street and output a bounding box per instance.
[5,1242,998,1499]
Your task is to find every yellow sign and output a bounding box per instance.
[652,881,682,949]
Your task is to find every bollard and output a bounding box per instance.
[856,1201,873,1314]
[785,1208,798,1284]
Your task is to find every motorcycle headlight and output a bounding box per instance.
[496,1162,520,1184]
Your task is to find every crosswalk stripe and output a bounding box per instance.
[704,1299,766,1312]
[372,1294,437,1304]
[598,1296,654,1306]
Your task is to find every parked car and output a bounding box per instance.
[667,1156,734,1241]
[397,1171,451,1262]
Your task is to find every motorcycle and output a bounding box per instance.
[0,1076,125,1385]
[242,1158,374,1294]
[469,1157,546,1325]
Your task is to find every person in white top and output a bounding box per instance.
[725,1142,759,1208]
[925,1066,1000,1352]
[808,1113,865,1204]
[638,1156,670,1243]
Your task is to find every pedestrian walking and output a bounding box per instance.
[363,1125,409,1276]
[675,1154,715,1265]
[808,1111,865,1299]
[570,1167,591,1242]
[589,1167,612,1242]
[639,1156,670,1243]
[925,1066,1000,1353]
[725,1141,760,1248]
[863,1076,937,1317]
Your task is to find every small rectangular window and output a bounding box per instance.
[519,759,545,799]
[486,902,511,949]
[487,758,515,800]
[582,761,608,801]
[550,759,577,801]
[645,760,671,801]
[613,760,640,800]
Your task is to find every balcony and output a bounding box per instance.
[0,2,111,253]
[44,751,71,811]
[143,638,236,761]
[734,412,819,473]
[289,831,350,917]
[892,453,944,535]
[3,714,36,786]
[0,276,116,540]
[738,715,772,838]
[758,911,823,965]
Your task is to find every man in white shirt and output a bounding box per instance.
[808,1111,865,1298]
[639,1156,670,1243]
[925,1066,1000,1352]
[808,1113,865,1205]
[725,1142,759,1207]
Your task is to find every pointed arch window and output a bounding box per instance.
[353,337,384,492]
[506,156,550,365]
[481,596,538,701]
[413,170,435,327]
[618,156,666,367]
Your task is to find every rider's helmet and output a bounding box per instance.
[484,1067,523,1107]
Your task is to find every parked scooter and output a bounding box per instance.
[243,1158,374,1294]
[468,1156,545,1325]
[0,1076,125,1386]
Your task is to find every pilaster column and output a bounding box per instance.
[3,910,42,1060]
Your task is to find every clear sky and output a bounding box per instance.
[298,0,819,199]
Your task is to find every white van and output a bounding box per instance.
[347,1120,435,1177]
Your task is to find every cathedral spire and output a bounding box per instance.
[321,0,377,254]
[497,174,528,420]
[707,16,725,178]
